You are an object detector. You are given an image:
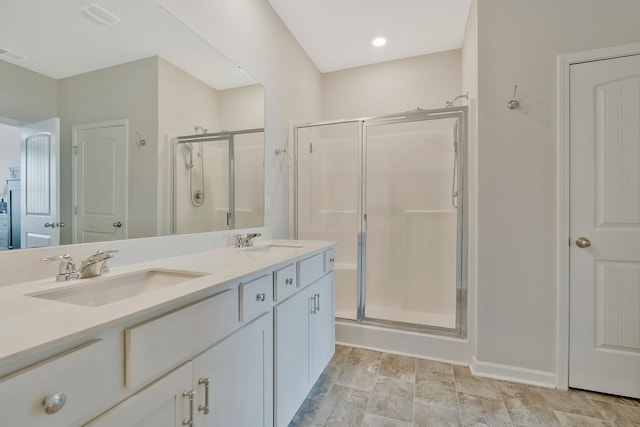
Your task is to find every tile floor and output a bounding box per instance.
[289,345,640,427]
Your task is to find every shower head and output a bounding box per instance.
[445,92,469,108]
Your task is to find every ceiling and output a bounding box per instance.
[0,0,255,89]
[267,0,472,73]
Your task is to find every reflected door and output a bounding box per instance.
[363,117,459,329]
[296,121,360,320]
[20,118,60,248]
[73,122,127,243]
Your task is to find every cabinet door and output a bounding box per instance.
[274,287,311,427]
[193,312,273,427]
[86,362,192,427]
[309,273,335,381]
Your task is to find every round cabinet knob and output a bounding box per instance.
[43,392,67,414]
[256,293,266,302]
[58,222,65,228]
[113,221,122,228]
[575,237,591,248]
[285,278,293,285]
[44,222,55,228]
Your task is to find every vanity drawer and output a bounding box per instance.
[240,274,272,322]
[298,253,325,288]
[325,249,335,272]
[273,263,297,302]
[125,289,237,389]
[0,339,112,427]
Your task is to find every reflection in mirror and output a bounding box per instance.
[174,127,264,235]
[0,0,265,251]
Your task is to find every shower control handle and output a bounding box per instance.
[113,221,122,228]
[575,237,591,248]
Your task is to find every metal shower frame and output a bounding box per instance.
[293,107,468,337]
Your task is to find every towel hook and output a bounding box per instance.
[507,85,519,110]
[135,131,146,146]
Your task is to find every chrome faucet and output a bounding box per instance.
[233,233,262,248]
[41,254,80,282]
[79,250,118,278]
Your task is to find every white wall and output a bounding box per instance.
[0,61,57,124]
[321,50,462,120]
[218,85,265,131]
[156,0,323,238]
[475,0,640,381]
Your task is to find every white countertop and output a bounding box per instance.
[0,239,334,367]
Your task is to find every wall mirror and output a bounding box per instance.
[0,0,265,251]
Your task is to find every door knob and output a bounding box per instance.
[113,221,122,228]
[575,237,591,248]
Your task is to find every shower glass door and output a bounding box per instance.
[296,121,360,320]
[363,116,460,329]
[174,137,230,234]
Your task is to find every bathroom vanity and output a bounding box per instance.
[0,239,335,427]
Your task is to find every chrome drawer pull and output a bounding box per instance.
[198,377,211,415]
[183,390,195,426]
[43,392,66,414]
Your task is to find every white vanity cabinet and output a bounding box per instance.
[193,312,273,427]
[89,313,273,427]
[0,242,335,427]
[85,362,193,427]
[274,251,335,427]
[0,339,119,427]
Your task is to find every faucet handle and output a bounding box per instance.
[94,249,119,256]
[41,254,78,281]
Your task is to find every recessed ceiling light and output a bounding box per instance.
[372,37,387,47]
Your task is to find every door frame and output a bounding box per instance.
[556,42,640,390]
[72,119,128,243]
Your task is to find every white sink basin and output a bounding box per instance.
[242,244,304,253]
[29,269,206,307]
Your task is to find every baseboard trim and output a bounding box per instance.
[470,356,557,388]
[336,319,471,365]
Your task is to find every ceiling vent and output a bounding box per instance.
[0,47,26,62]
[79,4,120,26]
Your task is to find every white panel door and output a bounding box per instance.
[73,122,127,243]
[570,54,640,398]
[20,118,60,248]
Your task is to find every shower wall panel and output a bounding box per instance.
[235,133,265,229]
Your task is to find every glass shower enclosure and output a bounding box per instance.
[294,108,467,335]
[173,128,264,234]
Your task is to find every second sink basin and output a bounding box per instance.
[242,244,304,253]
[29,269,206,307]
